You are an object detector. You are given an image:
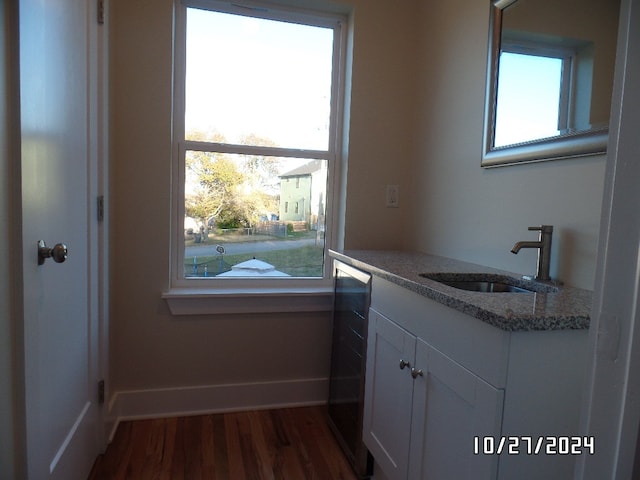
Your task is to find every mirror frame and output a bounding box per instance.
[481,0,609,168]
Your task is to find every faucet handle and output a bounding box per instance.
[528,225,553,233]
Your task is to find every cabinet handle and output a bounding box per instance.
[399,359,410,370]
[411,367,424,378]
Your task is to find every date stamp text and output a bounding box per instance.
[473,436,595,455]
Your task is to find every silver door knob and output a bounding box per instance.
[411,367,424,378]
[399,359,410,370]
[38,240,68,265]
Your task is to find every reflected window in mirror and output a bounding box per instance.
[495,47,569,147]
[482,0,620,167]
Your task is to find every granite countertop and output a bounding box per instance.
[330,249,592,332]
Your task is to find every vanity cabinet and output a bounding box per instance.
[364,309,503,480]
[363,276,588,480]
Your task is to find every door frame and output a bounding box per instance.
[89,0,111,452]
[576,0,640,477]
[1,0,26,478]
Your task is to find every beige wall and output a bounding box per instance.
[341,1,420,249]
[109,0,607,398]
[109,0,422,394]
[110,0,329,393]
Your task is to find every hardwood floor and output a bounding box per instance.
[88,406,360,480]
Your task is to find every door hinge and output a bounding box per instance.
[98,379,105,405]
[97,0,105,25]
[97,195,104,222]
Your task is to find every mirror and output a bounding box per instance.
[482,0,620,167]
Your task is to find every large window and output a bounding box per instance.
[172,1,346,287]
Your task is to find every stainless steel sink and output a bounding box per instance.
[435,280,533,293]
[419,273,558,293]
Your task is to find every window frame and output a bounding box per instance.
[165,0,348,313]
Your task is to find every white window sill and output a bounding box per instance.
[162,288,334,315]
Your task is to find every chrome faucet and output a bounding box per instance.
[511,225,553,281]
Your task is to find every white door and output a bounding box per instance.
[19,0,103,478]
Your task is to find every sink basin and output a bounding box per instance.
[436,280,533,293]
[419,273,558,294]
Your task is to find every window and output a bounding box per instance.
[171,0,347,290]
[494,40,574,147]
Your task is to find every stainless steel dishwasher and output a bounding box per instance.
[327,260,373,478]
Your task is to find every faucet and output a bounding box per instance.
[511,225,553,281]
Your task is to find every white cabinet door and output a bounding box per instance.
[363,309,416,480]
[408,339,504,480]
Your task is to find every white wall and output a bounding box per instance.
[406,0,607,290]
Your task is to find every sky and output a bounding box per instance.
[494,52,564,147]
[185,7,334,151]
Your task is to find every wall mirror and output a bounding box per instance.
[482,0,620,167]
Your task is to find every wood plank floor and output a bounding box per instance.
[88,406,359,480]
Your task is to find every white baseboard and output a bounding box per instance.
[106,377,329,442]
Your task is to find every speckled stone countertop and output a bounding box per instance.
[330,249,592,332]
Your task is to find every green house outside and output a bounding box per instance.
[279,160,327,232]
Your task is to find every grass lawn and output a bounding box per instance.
[185,245,325,277]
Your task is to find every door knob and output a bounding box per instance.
[38,240,68,265]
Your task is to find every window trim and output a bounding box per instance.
[166,0,348,313]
